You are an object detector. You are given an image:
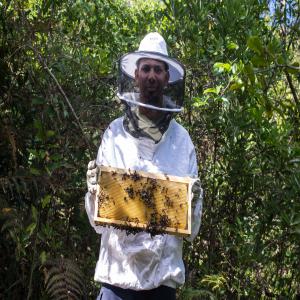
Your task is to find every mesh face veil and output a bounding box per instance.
[117,33,186,112]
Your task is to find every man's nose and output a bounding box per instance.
[148,68,156,80]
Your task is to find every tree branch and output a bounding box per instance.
[284,69,299,112]
[32,48,94,156]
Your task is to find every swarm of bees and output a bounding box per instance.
[124,186,135,199]
[97,189,109,205]
[97,168,187,236]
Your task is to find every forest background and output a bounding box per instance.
[0,0,299,299]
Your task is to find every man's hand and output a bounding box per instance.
[191,179,202,205]
[86,160,99,194]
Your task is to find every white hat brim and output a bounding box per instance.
[117,93,183,112]
[120,51,185,83]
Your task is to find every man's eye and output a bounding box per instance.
[141,65,151,72]
[154,66,163,73]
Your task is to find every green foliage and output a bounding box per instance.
[179,287,216,300]
[0,0,299,298]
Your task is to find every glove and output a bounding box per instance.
[185,178,203,242]
[191,179,202,204]
[86,160,99,194]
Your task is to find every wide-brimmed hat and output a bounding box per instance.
[120,32,185,83]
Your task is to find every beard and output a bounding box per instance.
[141,86,164,107]
[147,93,162,106]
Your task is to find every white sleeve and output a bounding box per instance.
[185,147,204,242]
[85,192,106,234]
[185,184,203,242]
[84,132,110,235]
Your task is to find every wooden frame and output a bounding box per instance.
[94,166,193,236]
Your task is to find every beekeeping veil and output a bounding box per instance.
[118,32,185,112]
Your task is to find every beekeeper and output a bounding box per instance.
[85,32,203,300]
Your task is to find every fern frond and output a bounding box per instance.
[1,209,22,233]
[0,175,41,198]
[64,284,82,299]
[65,273,85,293]
[54,295,70,300]
[44,265,84,295]
[48,287,80,300]
[1,218,18,232]
[179,287,216,300]
[6,125,18,170]
[44,266,62,283]
[43,258,85,300]
[11,177,20,196]
[54,291,80,300]
[46,273,82,298]
[45,273,66,291]
[48,285,82,300]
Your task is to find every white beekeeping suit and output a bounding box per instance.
[85,32,203,292]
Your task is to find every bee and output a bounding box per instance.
[122,173,129,181]
[125,186,134,199]
[131,171,142,182]
[164,196,173,208]
[159,214,171,228]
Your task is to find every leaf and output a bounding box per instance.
[26,222,36,236]
[277,55,285,65]
[294,226,300,235]
[180,287,216,300]
[291,215,300,226]
[213,62,231,73]
[1,207,13,215]
[30,167,41,175]
[289,158,300,164]
[192,97,208,107]
[286,62,300,75]
[40,251,48,264]
[33,119,43,130]
[230,81,243,91]
[32,97,45,105]
[31,206,38,222]
[42,195,51,208]
[220,97,229,104]
[47,162,67,172]
[203,87,219,95]
[227,42,239,50]
[46,130,55,137]
[251,55,268,67]
[42,0,52,14]
[244,63,255,84]
[247,35,263,54]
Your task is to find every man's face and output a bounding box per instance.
[134,58,169,106]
